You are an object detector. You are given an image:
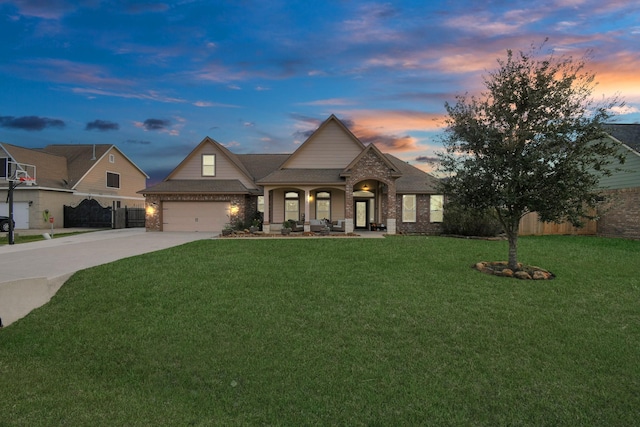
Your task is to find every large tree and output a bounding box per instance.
[438,43,624,270]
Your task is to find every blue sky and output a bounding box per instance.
[1,0,639,184]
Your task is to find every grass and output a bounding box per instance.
[0,231,94,245]
[1,236,639,425]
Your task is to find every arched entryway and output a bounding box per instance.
[352,180,383,230]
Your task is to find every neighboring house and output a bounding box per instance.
[141,115,443,234]
[596,124,640,239]
[0,143,148,230]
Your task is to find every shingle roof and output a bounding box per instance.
[41,144,112,185]
[141,179,251,194]
[237,154,289,180]
[256,169,346,185]
[386,154,441,193]
[0,143,69,189]
[605,124,640,153]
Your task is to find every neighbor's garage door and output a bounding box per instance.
[0,201,29,229]
[163,202,229,232]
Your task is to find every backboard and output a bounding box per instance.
[1,158,37,186]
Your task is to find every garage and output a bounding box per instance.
[0,202,29,229]
[162,201,229,232]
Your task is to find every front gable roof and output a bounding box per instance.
[165,136,255,183]
[42,144,148,189]
[340,143,402,178]
[280,114,365,169]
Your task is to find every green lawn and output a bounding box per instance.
[1,236,638,426]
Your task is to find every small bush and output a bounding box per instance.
[442,203,503,237]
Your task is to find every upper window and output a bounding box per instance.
[402,194,416,222]
[106,172,120,189]
[430,195,444,223]
[109,154,115,163]
[202,154,215,176]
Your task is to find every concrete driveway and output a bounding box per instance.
[0,228,214,327]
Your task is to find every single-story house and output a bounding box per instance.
[141,115,443,234]
[596,124,640,239]
[1,143,148,230]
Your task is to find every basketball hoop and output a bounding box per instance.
[19,176,36,186]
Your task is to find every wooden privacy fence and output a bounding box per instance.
[519,211,597,236]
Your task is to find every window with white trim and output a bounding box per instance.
[109,154,115,163]
[257,196,264,213]
[285,192,299,221]
[202,154,215,176]
[106,171,120,189]
[402,194,416,222]
[316,191,330,220]
[430,195,444,223]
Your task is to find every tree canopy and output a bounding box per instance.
[438,43,625,270]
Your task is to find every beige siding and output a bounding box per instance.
[285,121,363,169]
[74,149,147,198]
[598,145,640,190]
[170,143,255,188]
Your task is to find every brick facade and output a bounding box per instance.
[145,193,252,232]
[597,187,640,239]
[395,194,443,235]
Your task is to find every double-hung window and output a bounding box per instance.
[430,195,444,223]
[402,194,416,222]
[316,191,330,220]
[202,154,215,176]
[285,192,299,221]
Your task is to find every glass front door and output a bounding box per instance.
[355,201,367,228]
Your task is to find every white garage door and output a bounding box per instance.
[162,201,229,232]
[0,202,29,229]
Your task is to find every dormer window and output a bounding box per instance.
[202,154,215,176]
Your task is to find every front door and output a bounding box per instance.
[355,201,368,228]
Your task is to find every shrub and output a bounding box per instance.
[442,203,503,237]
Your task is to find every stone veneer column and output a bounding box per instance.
[386,183,396,234]
[145,195,161,231]
[345,183,354,233]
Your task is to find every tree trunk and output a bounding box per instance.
[506,225,519,270]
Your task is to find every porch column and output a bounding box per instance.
[386,183,397,234]
[304,189,310,232]
[263,187,271,232]
[345,182,354,233]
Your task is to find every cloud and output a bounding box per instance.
[193,100,241,108]
[415,155,439,164]
[7,0,77,19]
[0,115,65,131]
[124,139,152,145]
[14,59,131,88]
[297,98,354,106]
[72,87,186,103]
[135,118,171,131]
[85,119,119,131]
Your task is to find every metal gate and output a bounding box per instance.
[64,199,112,228]
[125,207,145,228]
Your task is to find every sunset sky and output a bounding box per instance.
[1,0,639,184]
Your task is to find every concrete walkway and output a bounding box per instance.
[0,228,214,327]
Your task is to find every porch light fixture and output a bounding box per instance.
[363,184,369,191]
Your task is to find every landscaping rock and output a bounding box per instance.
[472,261,554,280]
